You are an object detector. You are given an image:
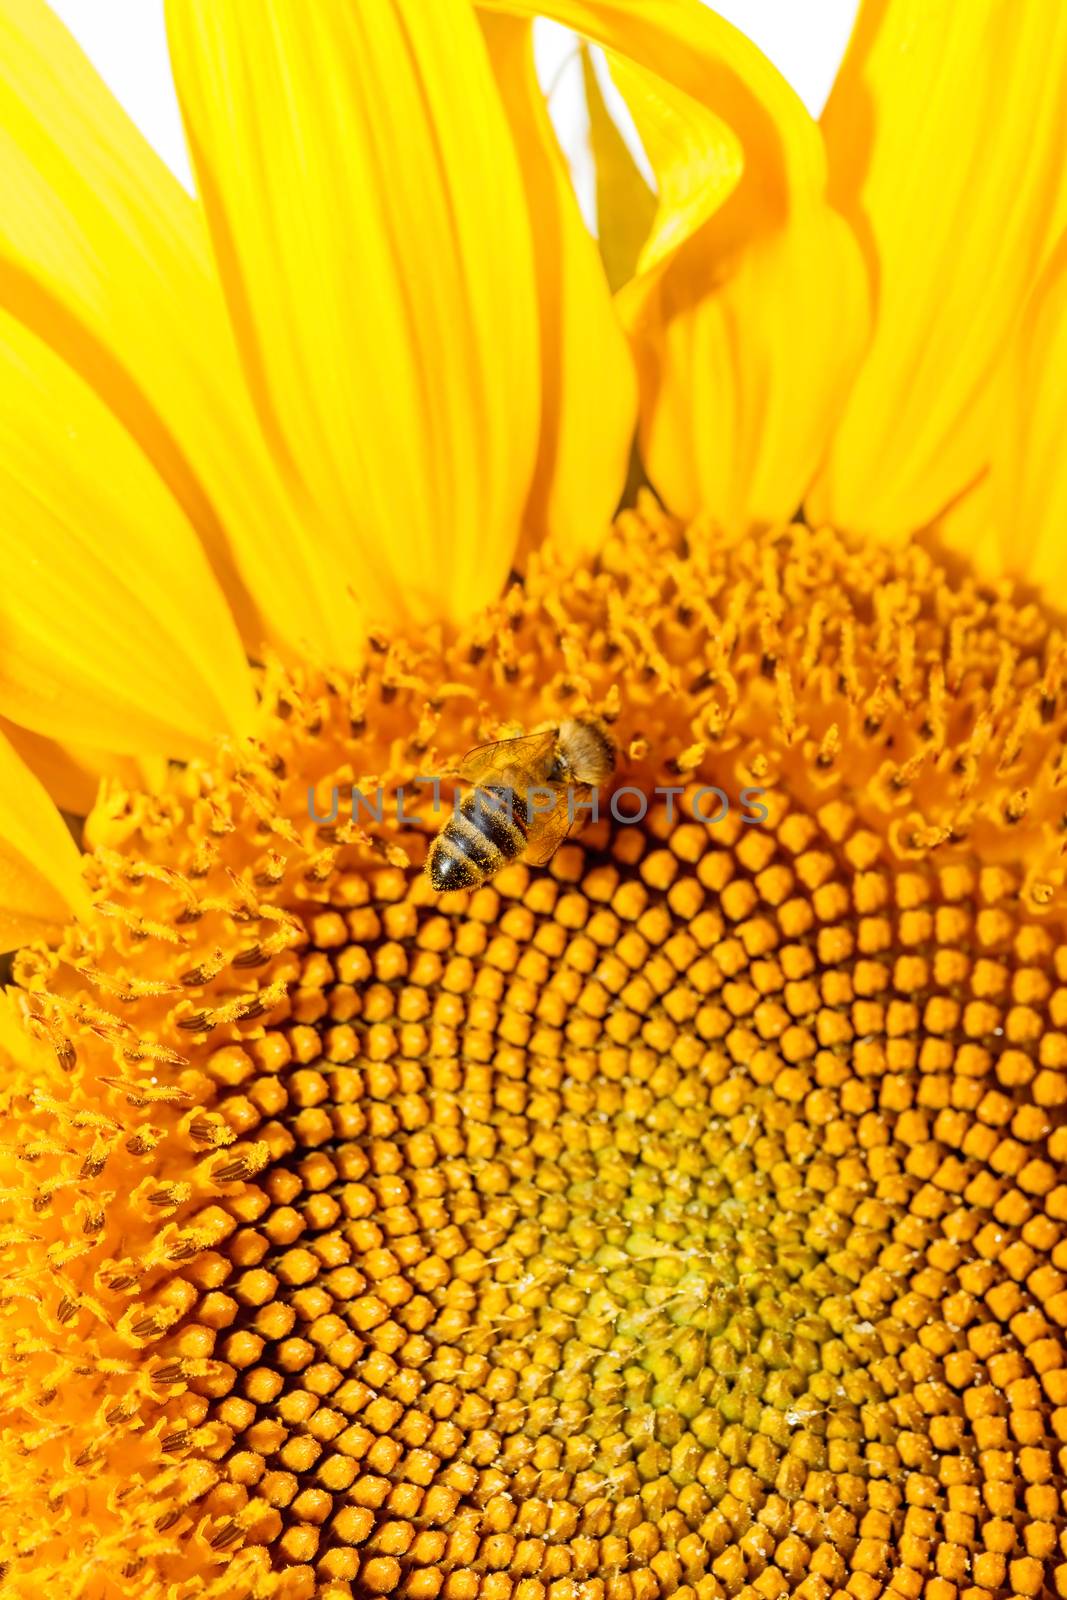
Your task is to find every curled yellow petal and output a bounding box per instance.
[581,44,657,294]
[482,14,635,566]
[167,0,540,628]
[606,52,741,289]
[0,308,255,756]
[0,726,87,951]
[481,0,751,296]
[612,5,867,534]
[481,0,825,193]
[483,0,868,537]
[809,0,1067,539]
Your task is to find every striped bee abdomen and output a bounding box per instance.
[427,785,528,892]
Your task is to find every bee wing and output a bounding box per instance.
[531,784,601,864]
[523,792,573,866]
[459,727,557,786]
[565,789,597,842]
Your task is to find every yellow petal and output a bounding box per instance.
[580,44,657,294]
[990,238,1067,594]
[809,0,1067,539]
[636,204,868,532]
[482,15,635,565]
[479,0,828,192]
[928,477,1002,586]
[0,726,87,952]
[0,308,255,756]
[0,720,129,816]
[0,0,363,661]
[0,987,53,1073]
[483,0,868,536]
[606,52,741,289]
[166,0,540,627]
[608,5,868,534]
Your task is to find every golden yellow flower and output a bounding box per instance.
[1,1,1067,1597]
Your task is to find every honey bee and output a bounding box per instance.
[427,718,616,893]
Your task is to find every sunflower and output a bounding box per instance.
[2,0,1067,1595]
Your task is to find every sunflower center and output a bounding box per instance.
[10,512,1067,1598]
[175,791,1065,1597]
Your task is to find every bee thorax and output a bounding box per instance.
[556,718,616,786]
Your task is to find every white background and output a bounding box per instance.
[45,0,861,219]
